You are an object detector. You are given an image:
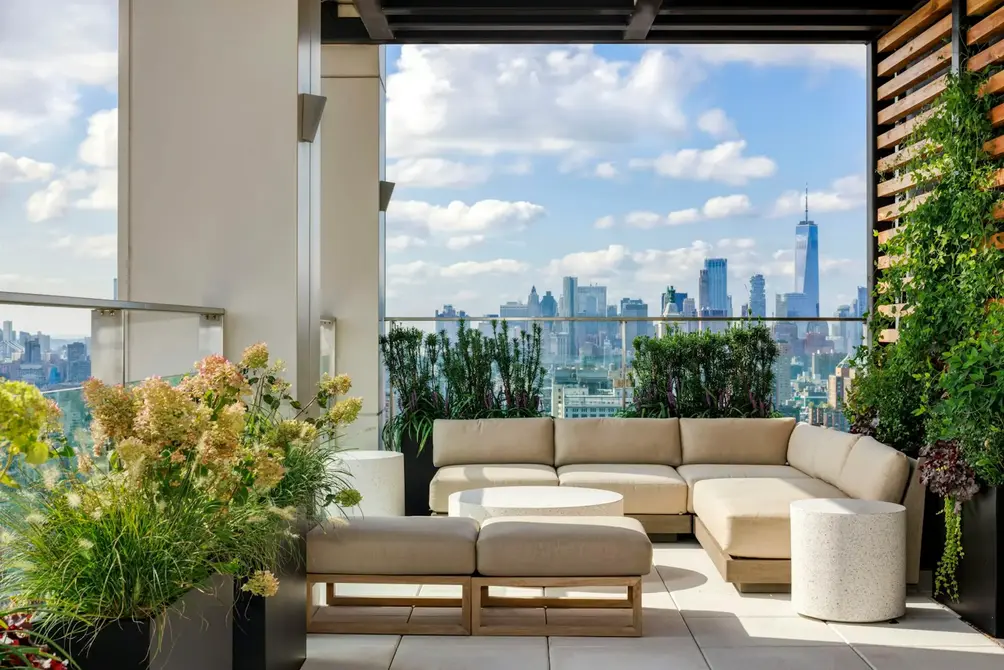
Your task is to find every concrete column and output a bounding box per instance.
[119,0,322,401]
[320,45,386,449]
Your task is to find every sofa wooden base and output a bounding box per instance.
[306,574,472,635]
[472,576,643,637]
[694,517,791,589]
[628,513,692,536]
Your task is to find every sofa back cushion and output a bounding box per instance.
[680,417,795,465]
[433,418,554,467]
[835,436,911,503]
[786,423,860,487]
[553,418,681,467]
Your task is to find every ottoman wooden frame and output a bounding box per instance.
[306,574,473,636]
[471,576,643,637]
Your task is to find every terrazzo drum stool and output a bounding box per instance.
[790,498,907,623]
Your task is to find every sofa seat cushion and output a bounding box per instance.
[307,517,479,575]
[693,478,847,559]
[557,464,688,515]
[429,464,558,513]
[677,464,812,513]
[476,516,652,577]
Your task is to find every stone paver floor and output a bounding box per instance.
[303,540,1004,670]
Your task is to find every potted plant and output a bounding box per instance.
[623,324,778,419]
[0,346,362,670]
[380,321,547,516]
[228,344,363,670]
[380,326,447,515]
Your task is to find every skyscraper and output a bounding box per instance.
[620,298,650,354]
[794,190,820,317]
[527,286,540,317]
[749,274,767,319]
[703,258,728,313]
[661,286,688,315]
[561,276,578,358]
[435,304,466,342]
[1,321,11,344]
[698,270,710,311]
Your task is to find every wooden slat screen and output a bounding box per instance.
[874,0,956,343]
[969,0,1004,16]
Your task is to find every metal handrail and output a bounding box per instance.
[0,291,225,316]
[386,315,864,323]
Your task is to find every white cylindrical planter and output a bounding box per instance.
[791,498,906,623]
[337,450,404,517]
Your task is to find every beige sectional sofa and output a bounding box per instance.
[429,416,924,591]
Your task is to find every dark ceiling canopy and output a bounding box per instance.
[321,0,923,45]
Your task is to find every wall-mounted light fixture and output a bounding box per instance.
[379,181,395,212]
[298,93,327,143]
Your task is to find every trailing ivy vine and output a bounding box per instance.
[848,69,1004,598]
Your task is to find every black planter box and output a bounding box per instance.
[53,575,233,670]
[940,486,1003,638]
[233,531,307,670]
[402,434,436,516]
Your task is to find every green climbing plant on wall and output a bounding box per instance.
[847,68,1004,598]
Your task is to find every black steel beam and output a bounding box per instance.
[353,0,394,40]
[625,0,663,40]
[951,0,963,74]
[369,29,880,44]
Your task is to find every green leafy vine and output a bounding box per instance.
[850,67,1004,598]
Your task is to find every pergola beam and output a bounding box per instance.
[353,0,395,40]
[625,0,663,40]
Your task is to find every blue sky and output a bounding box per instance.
[384,44,868,320]
[0,4,867,334]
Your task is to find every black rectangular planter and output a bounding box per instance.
[53,575,233,670]
[233,532,307,670]
[402,434,437,516]
[941,486,1002,638]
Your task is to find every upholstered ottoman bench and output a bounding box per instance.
[473,516,652,637]
[306,516,479,635]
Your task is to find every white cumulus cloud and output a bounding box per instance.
[51,233,116,259]
[387,45,695,159]
[703,194,753,219]
[771,174,866,218]
[697,109,738,139]
[386,235,427,251]
[593,215,616,229]
[445,234,485,250]
[594,162,618,179]
[387,157,490,189]
[0,152,56,182]
[388,198,545,234]
[78,108,117,168]
[630,141,776,185]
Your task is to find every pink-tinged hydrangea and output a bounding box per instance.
[327,397,362,426]
[133,378,208,450]
[82,378,137,446]
[252,451,286,491]
[200,402,246,463]
[319,373,352,397]
[241,342,270,370]
[196,354,248,396]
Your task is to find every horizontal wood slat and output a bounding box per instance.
[878,139,936,173]
[994,168,1004,187]
[878,44,952,101]
[878,304,914,317]
[878,170,938,198]
[877,255,904,270]
[985,136,1004,157]
[879,329,901,343]
[878,76,947,126]
[878,108,940,149]
[877,227,902,245]
[980,71,1004,97]
[969,0,1004,16]
[990,102,1004,127]
[879,0,953,53]
[878,193,933,222]
[969,41,1004,71]
[878,278,913,293]
[879,16,953,77]
[992,232,1004,248]
[968,5,1004,43]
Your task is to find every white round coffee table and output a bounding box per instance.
[790,498,906,623]
[447,486,624,522]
